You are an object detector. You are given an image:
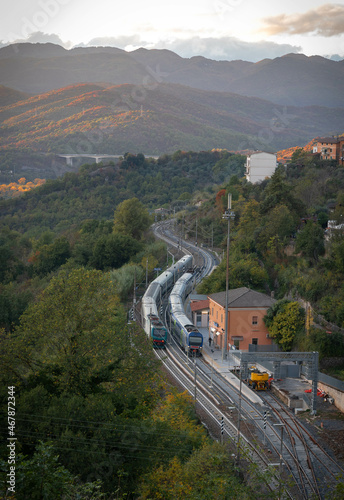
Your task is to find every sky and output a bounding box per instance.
[0,0,343,61]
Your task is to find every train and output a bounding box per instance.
[168,272,203,357]
[141,254,193,348]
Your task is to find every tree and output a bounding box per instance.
[257,204,297,254]
[113,197,152,240]
[0,283,32,332]
[295,222,325,261]
[5,268,126,394]
[31,237,71,276]
[0,441,107,500]
[139,441,263,499]
[91,233,141,270]
[260,168,304,217]
[264,300,305,351]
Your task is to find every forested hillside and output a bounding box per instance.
[2,146,344,497]
[0,149,270,499]
[0,81,343,175]
[0,150,245,234]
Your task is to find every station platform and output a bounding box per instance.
[199,327,314,411]
[199,328,266,406]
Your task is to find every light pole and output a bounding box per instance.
[193,351,197,401]
[236,364,242,464]
[222,194,235,362]
[209,349,218,388]
[273,423,285,499]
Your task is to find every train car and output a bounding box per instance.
[168,272,203,356]
[248,369,269,390]
[141,254,193,348]
[141,294,168,348]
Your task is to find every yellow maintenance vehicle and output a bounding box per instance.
[248,368,269,391]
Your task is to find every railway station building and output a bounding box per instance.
[208,287,276,351]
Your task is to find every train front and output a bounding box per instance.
[187,326,203,356]
[149,314,168,349]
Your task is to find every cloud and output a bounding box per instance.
[80,35,301,62]
[153,36,302,61]
[76,35,142,49]
[261,3,344,37]
[5,31,73,48]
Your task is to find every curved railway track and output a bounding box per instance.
[143,218,344,499]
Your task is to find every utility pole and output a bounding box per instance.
[236,365,242,464]
[194,352,197,401]
[133,267,136,320]
[145,258,148,289]
[273,423,285,499]
[195,217,198,246]
[222,194,235,361]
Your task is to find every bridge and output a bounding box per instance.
[57,154,159,166]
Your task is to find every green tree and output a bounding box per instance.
[4,268,125,394]
[113,197,152,240]
[295,222,325,261]
[91,233,141,270]
[257,204,297,254]
[11,441,74,500]
[139,441,265,499]
[264,300,305,351]
[31,237,71,276]
[0,441,107,500]
[0,282,32,332]
[260,168,304,217]
[198,253,268,295]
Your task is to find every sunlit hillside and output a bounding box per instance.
[1,82,343,162]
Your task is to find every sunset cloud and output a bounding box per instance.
[261,3,344,37]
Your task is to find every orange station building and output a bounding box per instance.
[208,287,275,351]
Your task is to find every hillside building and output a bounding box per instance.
[208,287,275,351]
[245,151,277,184]
[313,137,344,165]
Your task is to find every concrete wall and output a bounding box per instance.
[318,381,344,413]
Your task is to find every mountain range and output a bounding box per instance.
[1,43,343,107]
[0,42,343,172]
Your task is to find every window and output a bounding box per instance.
[233,339,240,349]
[252,338,258,345]
[216,310,218,319]
[252,316,258,325]
[221,314,223,323]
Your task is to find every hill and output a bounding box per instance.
[0,82,343,174]
[0,85,31,106]
[0,43,343,107]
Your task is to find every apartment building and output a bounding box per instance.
[245,151,277,184]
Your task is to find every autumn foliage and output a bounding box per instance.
[0,177,45,198]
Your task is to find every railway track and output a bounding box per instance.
[147,218,344,499]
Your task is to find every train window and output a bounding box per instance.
[189,335,202,345]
